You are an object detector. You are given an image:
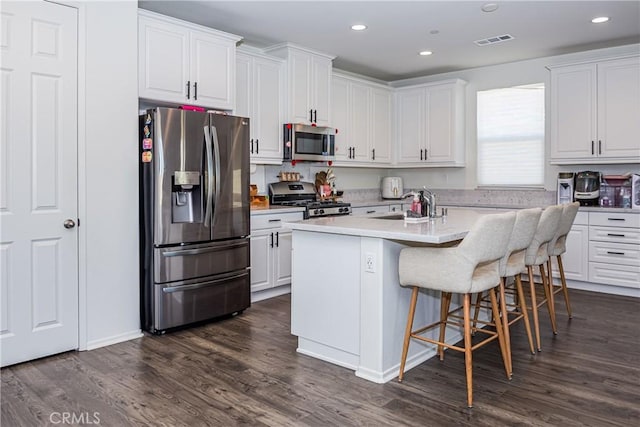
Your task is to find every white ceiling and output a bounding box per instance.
[138,1,640,81]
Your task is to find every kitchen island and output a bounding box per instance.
[285,209,491,384]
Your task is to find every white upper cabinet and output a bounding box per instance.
[265,44,334,126]
[331,73,392,166]
[236,50,284,164]
[138,10,241,110]
[395,79,466,167]
[550,56,640,164]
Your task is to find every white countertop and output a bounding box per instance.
[250,206,305,215]
[285,208,485,244]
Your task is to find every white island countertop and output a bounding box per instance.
[285,208,485,244]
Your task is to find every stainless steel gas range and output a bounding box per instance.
[268,181,351,219]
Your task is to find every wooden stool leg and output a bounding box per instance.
[540,263,557,334]
[499,278,512,376]
[557,255,573,318]
[489,288,510,380]
[463,293,473,408]
[527,267,541,352]
[471,292,483,336]
[515,274,535,355]
[399,286,419,382]
[438,292,451,360]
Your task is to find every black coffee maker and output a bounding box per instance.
[574,171,601,206]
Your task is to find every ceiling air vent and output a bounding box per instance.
[474,34,514,46]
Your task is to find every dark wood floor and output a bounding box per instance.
[2,289,639,426]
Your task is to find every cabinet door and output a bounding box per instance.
[274,230,293,287]
[331,76,351,161]
[550,64,597,160]
[396,89,424,164]
[235,54,252,127]
[350,83,370,162]
[425,85,455,163]
[250,230,273,292]
[551,224,589,282]
[370,88,392,164]
[289,51,313,123]
[312,56,332,126]
[139,16,189,103]
[351,205,389,216]
[597,57,640,159]
[253,57,283,162]
[190,30,234,110]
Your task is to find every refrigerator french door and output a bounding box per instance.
[139,108,250,333]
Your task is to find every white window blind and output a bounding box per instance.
[477,84,545,187]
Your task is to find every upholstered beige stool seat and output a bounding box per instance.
[521,204,564,351]
[397,211,516,408]
[547,202,580,319]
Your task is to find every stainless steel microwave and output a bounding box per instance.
[283,123,335,162]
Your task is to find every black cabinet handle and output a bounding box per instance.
[352,147,355,158]
[194,82,198,100]
[420,149,423,160]
[314,110,317,123]
[186,81,191,99]
[256,139,259,154]
[372,148,375,160]
[607,233,625,237]
[591,140,594,155]
[270,232,274,248]
[607,218,625,221]
[276,232,279,247]
[598,140,602,155]
[606,251,625,256]
[424,149,428,161]
[310,109,313,122]
[366,210,375,214]
[250,139,254,154]
[348,147,353,159]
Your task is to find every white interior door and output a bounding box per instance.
[1,1,79,367]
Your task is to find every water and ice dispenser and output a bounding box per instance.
[172,171,203,223]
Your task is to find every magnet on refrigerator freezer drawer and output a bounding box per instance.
[145,114,152,124]
[142,151,152,163]
[143,125,150,137]
[143,138,153,150]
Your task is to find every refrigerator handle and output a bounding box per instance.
[203,126,214,227]
[210,125,222,220]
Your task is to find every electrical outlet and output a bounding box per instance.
[365,252,376,273]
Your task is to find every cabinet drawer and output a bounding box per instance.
[574,211,588,226]
[589,212,640,228]
[589,241,640,266]
[251,212,303,231]
[590,226,640,244]
[588,262,640,289]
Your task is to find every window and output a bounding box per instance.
[477,84,544,187]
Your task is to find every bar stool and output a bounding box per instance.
[471,208,541,374]
[522,204,564,351]
[547,202,580,319]
[397,211,516,408]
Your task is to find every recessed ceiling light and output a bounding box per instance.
[351,24,367,31]
[591,16,610,24]
[481,3,499,13]
[419,50,433,56]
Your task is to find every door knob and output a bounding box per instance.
[63,219,76,229]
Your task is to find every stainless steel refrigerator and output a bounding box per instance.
[139,107,250,334]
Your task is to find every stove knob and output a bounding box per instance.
[314,209,320,215]
[319,209,325,215]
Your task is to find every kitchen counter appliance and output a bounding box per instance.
[269,181,351,219]
[283,123,336,162]
[382,177,404,199]
[557,172,575,204]
[139,107,250,334]
[574,171,601,206]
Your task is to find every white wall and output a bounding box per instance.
[79,1,141,349]
[252,43,640,193]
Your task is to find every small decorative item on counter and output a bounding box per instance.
[279,171,301,181]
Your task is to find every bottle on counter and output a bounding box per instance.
[411,194,421,214]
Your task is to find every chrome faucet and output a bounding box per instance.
[421,188,437,218]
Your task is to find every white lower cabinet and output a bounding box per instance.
[552,211,589,282]
[250,211,303,301]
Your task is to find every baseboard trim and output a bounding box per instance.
[85,329,143,351]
